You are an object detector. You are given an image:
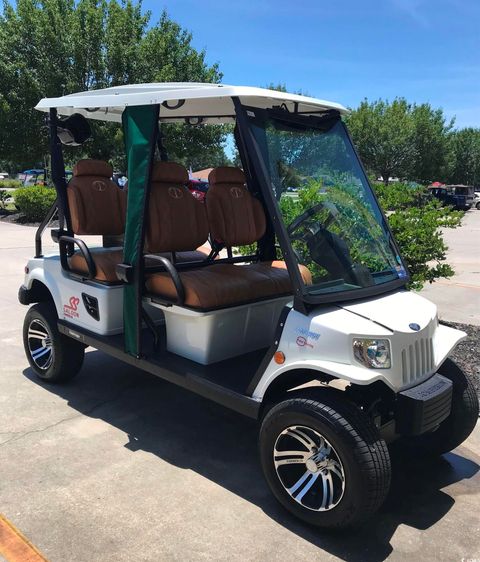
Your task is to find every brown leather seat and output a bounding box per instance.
[146,165,310,309]
[206,166,311,284]
[67,160,209,281]
[67,160,127,281]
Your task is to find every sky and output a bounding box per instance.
[144,0,480,128]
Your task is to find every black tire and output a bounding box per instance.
[406,358,478,456]
[23,302,85,382]
[259,391,391,528]
[476,201,480,210]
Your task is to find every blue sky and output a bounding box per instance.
[145,0,480,128]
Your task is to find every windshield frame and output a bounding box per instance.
[233,100,409,311]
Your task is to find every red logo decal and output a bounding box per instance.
[296,336,313,348]
[64,296,80,318]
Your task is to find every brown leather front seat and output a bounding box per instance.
[67,159,127,281]
[206,167,311,288]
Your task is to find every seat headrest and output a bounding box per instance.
[209,166,245,186]
[152,162,189,184]
[73,159,113,178]
[206,166,266,247]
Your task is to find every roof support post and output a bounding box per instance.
[122,104,160,357]
[232,97,307,314]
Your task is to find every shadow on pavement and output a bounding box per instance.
[23,349,479,562]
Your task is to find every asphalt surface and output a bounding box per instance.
[0,219,479,562]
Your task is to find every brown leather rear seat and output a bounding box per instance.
[67,159,208,282]
[146,164,310,309]
[68,160,127,281]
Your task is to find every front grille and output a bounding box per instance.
[401,337,434,385]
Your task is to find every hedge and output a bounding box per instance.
[14,186,56,222]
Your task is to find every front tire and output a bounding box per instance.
[406,358,478,456]
[259,391,391,528]
[23,302,85,382]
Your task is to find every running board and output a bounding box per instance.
[58,320,262,419]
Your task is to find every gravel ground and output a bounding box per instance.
[443,321,480,401]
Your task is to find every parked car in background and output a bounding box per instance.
[186,178,209,201]
[473,191,480,210]
[17,168,72,187]
[0,172,9,180]
[428,185,474,210]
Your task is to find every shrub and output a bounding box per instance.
[14,186,56,222]
[0,179,23,189]
[372,182,463,289]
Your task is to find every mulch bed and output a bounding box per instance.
[443,321,480,400]
[0,212,58,228]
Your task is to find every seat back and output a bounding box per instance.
[67,159,126,235]
[206,167,266,246]
[145,162,209,253]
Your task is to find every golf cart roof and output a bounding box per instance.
[35,82,348,124]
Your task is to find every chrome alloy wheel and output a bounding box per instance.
[273,425,345,511]
[27,318,53,370]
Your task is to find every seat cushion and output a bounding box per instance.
[145,261,311,310]
[69,247,211,282]
[69,248,124,282]
[247,260,312,286]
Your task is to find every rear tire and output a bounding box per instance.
[259,391,391,528]
[23,302,85,382]
[405,358,478,456]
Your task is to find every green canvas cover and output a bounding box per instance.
[122,105,159,356]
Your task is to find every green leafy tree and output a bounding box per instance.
[346,99,454,185]
[0,1,226,171]
[447,128,480,186]
[346,99,417,184]
[411,103,454,183]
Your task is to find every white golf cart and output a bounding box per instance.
[19,83,478,529]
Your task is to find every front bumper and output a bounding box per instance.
[395,373,452,435]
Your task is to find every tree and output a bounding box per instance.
[0,1,226,170]
[411,103,454,183]
[447,128,480,186]
[346,98,454,185]
[346,99,417,184]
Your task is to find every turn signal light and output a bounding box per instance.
[274,351,285,364]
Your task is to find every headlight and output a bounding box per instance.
[353,339,391,369]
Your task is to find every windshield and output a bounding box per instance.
[250,111,407,298]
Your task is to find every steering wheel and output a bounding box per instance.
[286,201,339,265]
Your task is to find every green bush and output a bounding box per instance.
[0,179,23,189]
[372,182,463,289]
[14,186,56,222]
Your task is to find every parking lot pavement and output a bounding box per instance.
[419,209,480,326]
[0,220,479,562]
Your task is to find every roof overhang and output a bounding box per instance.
[35,83,348,124]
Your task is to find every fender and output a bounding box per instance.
[23,258,63,317]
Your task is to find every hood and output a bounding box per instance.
[339,290,437,333]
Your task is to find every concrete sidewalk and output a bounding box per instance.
[420,210,480,326]
[0,219,478,562]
